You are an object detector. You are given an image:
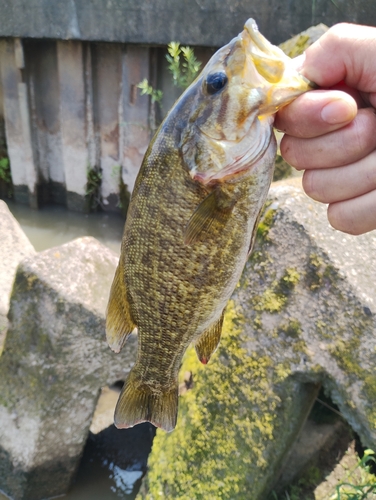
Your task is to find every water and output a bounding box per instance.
[1,202,154,500]
[6,201,125,255]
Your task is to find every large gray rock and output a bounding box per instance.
[0,237,136,500]
[0,201,35,351]
[140,179,376,499]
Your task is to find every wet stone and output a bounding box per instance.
[0,236,137,500]
[0,200,35,352]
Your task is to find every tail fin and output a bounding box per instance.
[114,369,178,432]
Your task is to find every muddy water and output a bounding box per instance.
[1,203,154,500]
[7,201,125,254]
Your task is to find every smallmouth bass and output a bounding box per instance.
[106,19,313,432]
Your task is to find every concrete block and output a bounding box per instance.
[0,237,137,500]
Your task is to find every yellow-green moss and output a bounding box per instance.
[279,34,310,58]
[273,155,292,181]
[305,253,338,292]
[279,319,302,338]
[254,268,300,314]
[257,208,276,241]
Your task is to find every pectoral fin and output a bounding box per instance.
[106,257,136,353]
[195,310,225,364]
[247,207,263,258]
[184,189,236,245]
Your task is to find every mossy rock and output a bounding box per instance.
[279,24,329,58]
[138,303,316,500]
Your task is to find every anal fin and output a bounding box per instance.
[195,310,225,364]
[115,368,178,432]
[106,258,136,353]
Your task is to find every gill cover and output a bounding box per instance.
[180,19,313,187]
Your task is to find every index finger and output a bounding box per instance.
[275,89,357,138]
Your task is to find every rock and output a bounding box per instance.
[279,23,329,58]
[139,178,376,499]
[0,237,137,500]
[0,200,35,353]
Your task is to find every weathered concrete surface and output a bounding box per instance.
[140,179,376,500]
[0,39,38,207]
[0,0,374,46]
[57,41,88,212]
[0,38,156,212]
[0,237,137,500]
[0,201,35,353]
[121,46,150,197]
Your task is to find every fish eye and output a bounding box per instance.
[205,72,228,95]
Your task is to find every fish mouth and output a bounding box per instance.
[243,19,316,112]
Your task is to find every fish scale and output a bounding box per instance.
[106,18,314,431]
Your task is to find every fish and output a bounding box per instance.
[106,19,313,432]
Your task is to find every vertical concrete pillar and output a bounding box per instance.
[0,39,38,207]
[26,40,65,205]
[92,43,122,211]
[57,40,88,212]
[121,46,150,195]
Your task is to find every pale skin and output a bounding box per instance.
[275,23,376,235]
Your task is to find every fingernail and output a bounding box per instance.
[321,100,355,124]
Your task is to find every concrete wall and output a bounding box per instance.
[0,0,375,46]
[0,38,214,212]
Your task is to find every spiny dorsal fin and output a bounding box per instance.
[184,189,236,245]
[195,309,225,364]
[106,258,136,353]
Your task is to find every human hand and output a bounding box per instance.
[275,23,376,235]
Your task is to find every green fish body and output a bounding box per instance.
[106,19,313,432]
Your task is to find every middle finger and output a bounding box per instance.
[280,108,376,170]
[303,149,376,203]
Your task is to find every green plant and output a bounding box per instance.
[137,41,201,111]
[85,166,102,212]
[166,41,201,89]
[329,449,376,499]
[0,157,13,198]
[137,79,163,104]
